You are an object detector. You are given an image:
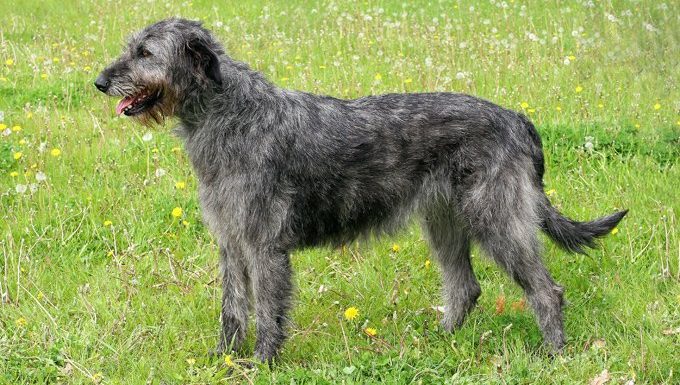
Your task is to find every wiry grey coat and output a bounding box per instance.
[95,18,627,362]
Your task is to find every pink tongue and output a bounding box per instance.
[116,96,135,115]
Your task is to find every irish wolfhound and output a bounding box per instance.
[95,18,627,362]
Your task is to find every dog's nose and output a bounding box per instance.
[94,74,110,92]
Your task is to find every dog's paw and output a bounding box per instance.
[208,347,225,359]
[253,348,278,365]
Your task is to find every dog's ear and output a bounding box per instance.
[187,37,222,86]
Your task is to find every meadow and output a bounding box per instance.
[1,0,678,383]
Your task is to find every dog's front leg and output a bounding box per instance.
[215,243,251,356]
[249,247,293,362]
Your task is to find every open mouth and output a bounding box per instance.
[116,89,161,116]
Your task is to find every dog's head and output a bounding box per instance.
[94,18,223,124]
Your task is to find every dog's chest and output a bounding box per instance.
[196,173,249,242]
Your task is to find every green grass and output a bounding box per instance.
[1,1,678,384]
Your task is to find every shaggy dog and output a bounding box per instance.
[95,18,627,361]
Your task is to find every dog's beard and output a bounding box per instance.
[128,86,178,127]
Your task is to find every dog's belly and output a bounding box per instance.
[290,175,425,248]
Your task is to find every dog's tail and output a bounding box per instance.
[520,112,627,254]
[540,199,628,254]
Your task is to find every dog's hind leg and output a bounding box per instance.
[421,205,481,332]
[464,170,566,351]
[216,243,251,355]
[249,247,293,362]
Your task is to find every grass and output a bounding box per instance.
[0,1,678,384]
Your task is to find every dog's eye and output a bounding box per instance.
[139,48,152,58]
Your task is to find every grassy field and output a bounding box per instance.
[1,0,678,384]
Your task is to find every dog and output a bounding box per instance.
[95,18,627,362]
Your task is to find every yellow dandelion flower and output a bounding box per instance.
[19,139,26,145]
[520,102,529,109]
[527,108,536,113]
[0,123,6,130]
[13,151,23,160]
[653,103,661,111]
[172,207,183,218]
[171,146,182,153]
[424,259,431,269]
[37,291,44,300]
[91,372,103,383]
[611,227,619,235]
[318,65,326,69]
[10,171,19,177]
[103,220,112,227]
[546,189,556,196]
[175,181,186,189]
[15,317,27,327]
[575,85,583,93]
[5,58,14,66]
[344,306,359,320]
[182,220,190,227]
[151,148,159,153]
[40,73,48,79]
[403,78,413,84]
[392,244,400,252]
[365,327,377,336]
[84,65,91,71]
[12,125,21,132]
[186,357,196,366]
[107,250,114,257]
[374,73,382,81]
[598,103,604,109]
[50,148,61,157]
[224,354,234,367]
[567,55,576,61]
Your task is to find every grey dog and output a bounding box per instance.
[95,18,627,362]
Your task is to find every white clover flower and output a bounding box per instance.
[584,136,595,152]
[155,168,167,178]
[644,23,658,32]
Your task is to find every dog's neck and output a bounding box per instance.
[176,56,278,132]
